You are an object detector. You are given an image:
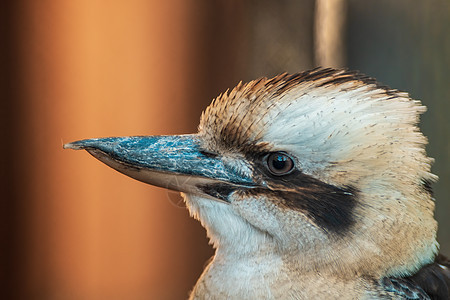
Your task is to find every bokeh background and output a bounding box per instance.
[1,0,449,299]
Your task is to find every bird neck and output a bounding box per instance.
[189,248,370,299]
[184,194,367,298]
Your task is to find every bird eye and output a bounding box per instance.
[266,152,294,176]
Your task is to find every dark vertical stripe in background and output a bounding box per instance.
[1,1,26,298]
[1,1,448,299]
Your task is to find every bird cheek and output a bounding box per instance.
[231,190,332,249]
[229,192,286,240]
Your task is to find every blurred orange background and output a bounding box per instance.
[1,1,449,299]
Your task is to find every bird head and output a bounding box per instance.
[65,68,438,279]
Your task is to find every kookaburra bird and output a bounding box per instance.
[65,68,449,299]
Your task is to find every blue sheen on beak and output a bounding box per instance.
[64,134,254,197]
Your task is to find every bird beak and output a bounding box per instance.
[64,134,254,201]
